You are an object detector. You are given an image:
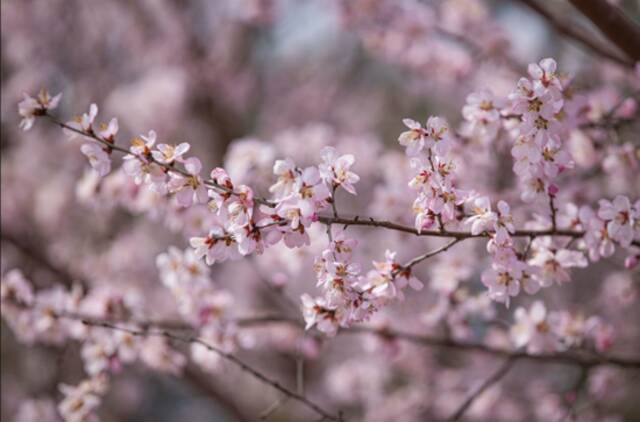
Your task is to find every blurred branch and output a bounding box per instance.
[514,0,633,67]
[567,0,640,63]
[34,304,640,370]
[184,366,253,422]
[1,230,279,422]
[54,311,343,421]
[1,230,82,289]
[448,357,516,421]
[343,327,640,369]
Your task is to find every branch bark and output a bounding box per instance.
[515,0,633,67]
[568,0,640,63]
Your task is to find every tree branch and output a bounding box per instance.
[515,0,633,67]
[448,357,516,421]
[568,0,640,63]
[57,313,343,421]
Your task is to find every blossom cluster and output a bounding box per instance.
[400,116,466,232]
[510,301,614,355]
[302,231,424,336]
[507,58,579,203]
[1,270,186,421]
[156,246,239,371]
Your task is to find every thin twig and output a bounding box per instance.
[549,194,558,232]
[401,239,461,270]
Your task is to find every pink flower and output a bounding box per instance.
[65,103,98,137]
[226,185,254,227]
[529,247,587,286]
[129,130,156,155]
[597,195,636,247]
[168,157,208,207]
[269,158,298,199]
[461,89,504,142]
[510,301,555,354]
[80,143,111,177]
[1,269,34,306]
[330,230,358,261]
[481,262,522,307]
[319,146,360,195]
[190,226,239,265]
[465,196,497,235]
[152,142,190,164]
[301,294,341,336]
[97,117,118,142]
[496,200,516,235]
[18,89,62,131]
[425,116,453,156]
[527,58,562,91]
[58,376,108,422]
[398,118,425,156]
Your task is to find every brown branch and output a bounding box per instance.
[568,0,640,63]
[1,233,305,421]
[38,112,637,248]
[319,215,584,239]
[136,313,640,370]
[1,231,84,289]
[448,357,516,421]
[514,0,633,67]
[58,313,342,421]
[184,366,253,422]
[343,327,640,369]
[401,238,461,269]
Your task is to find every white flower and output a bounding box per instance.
[80,143,111,177]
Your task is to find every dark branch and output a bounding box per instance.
[568,0,640,63]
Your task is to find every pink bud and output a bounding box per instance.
[547,184,559,195]
[624,255,639,270]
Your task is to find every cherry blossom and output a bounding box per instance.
[398,118,425,157]
[58,376,108,422]
[5,5,640,417]
[528,246,587,286]
[319,146,360,195]
[597,195,637,247]
[80,143,112,177]
[66,103,99,136]
[510,301,554,354]
[18,89,61,131]
[167,157,208,207]
[151,142,190,165]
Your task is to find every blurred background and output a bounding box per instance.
[2,0,639,421]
